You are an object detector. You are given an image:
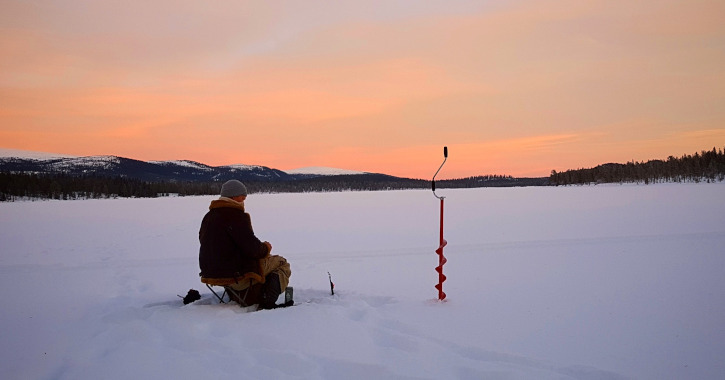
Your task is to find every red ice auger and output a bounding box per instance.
[432,146,448,301]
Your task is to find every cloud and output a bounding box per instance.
[1,0,724,177]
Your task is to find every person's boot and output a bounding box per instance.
[258,273,281,310]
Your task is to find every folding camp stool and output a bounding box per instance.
[200,272,265,307]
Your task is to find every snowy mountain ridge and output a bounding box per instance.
[149,160,215,171]
[0,148,77,160]
[285,166,367,176]
[0,148,369,182]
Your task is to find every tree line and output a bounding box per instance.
[0,171,548,202]
[0,173,221,201]
[0,173,433,201]
[435,175,549,188]
[549,147,725,185]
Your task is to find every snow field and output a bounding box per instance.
[1,183,724,379]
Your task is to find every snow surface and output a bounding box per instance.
[150,160,214,171]
[1,184,724,379]
[223,164,266,171]
[286,166,367,175]
[0,148,77,160]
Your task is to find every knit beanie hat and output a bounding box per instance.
[220,180,248,198]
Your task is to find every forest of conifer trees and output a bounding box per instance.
[549,147,725,185]
[0,173,430,201]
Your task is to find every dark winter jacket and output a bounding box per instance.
[199,197,270,279]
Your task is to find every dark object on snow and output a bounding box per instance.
[285,286,293,304]
[181,289,201,304]
[328,272,335,295]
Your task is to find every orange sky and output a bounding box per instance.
[1,0,724,178]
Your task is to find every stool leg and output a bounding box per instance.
[205,284,226,304]
[225,283,253,307]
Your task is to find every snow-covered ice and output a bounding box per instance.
[1,183,724,379]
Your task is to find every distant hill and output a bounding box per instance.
[0,149,371,182]
[0,148,549,201]
[0,148,77,160]
[550,147,725,185]
[0,154,294,182]
[285,166,368,177]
